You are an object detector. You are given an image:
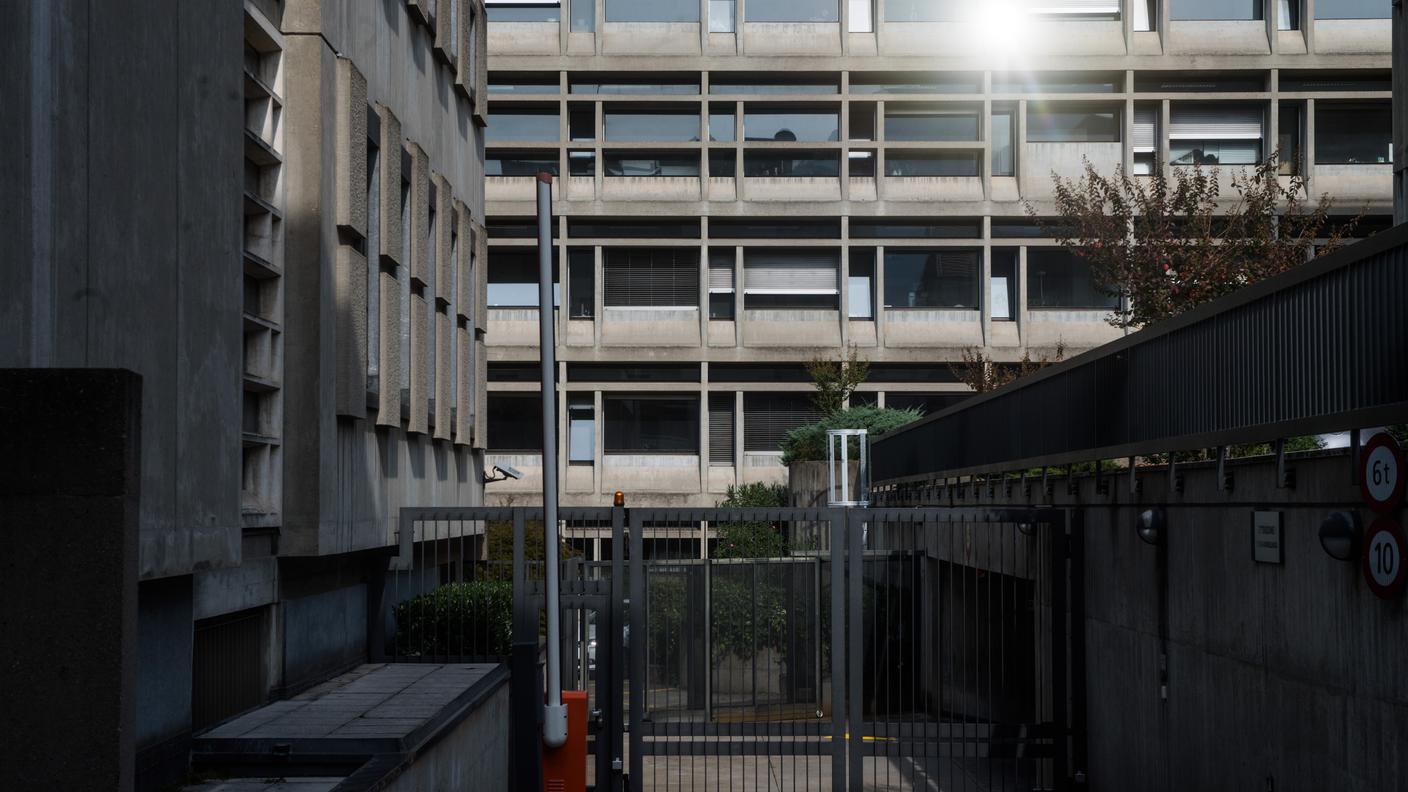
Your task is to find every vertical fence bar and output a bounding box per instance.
[1049,511,1070,790]
[1069,507,1087,787]
[848,508,865,791]
[628,509,645,788]
[510,509,543,791]
[830,510,847,790]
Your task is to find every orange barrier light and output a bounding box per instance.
[543,690,587,792]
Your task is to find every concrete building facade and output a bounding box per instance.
[2,0,489,788]
[480,0,1397,530]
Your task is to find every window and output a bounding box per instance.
[710,0,736,30]
[849,103,876,140]
[487,393,545,451]
[1169,104,1264,166]
[486,108,560,141]
[488,248,559,307]
[605,0,699,21]
[1277,0,1298,28]
[487,149,560,176]
[850,71,981,94]
[486,1,561,21]
[1132,104,1158,174]
[708,149,737,177]
[708,394,735,466]
[570,75,700,94]
[569,150,596,176]
[743,150,840,177]
[990,249,1017,320]
[849,0,874,31]
[711,77,839,95]
[883,249,979,309]
[848,248,875,319]
[708,249,736,319]
[568,217,701,238]
[848,150,876,177]
[713,363,811,382]
[1315,103,1392,164]
[604,108,701,141]
[1027,106,1121,142]
[884,0,962,21]
[744,107,840,141]
[745,0,838,22]
[885,393,969,414]
[1134,71,1265,93]
[884,151,980,177]
[569,362,701,381]
[992,107,1015,176]
[490,74,560,94]
[571,0,595,30]
[867,364,959,383]
[709,106,736,141]
[603,248,699,307]
[489,216,559,238]
[884,107,980,141]
[569,104,594,140]
[1278,103,1302,175]
[366,117,380,378]
[710,217,840,238]
[603,150,700,176]
[489,362,542,381]
[994,72,1123,94]
[744,248,839,309]
[568,397,595,462]
[568,249,594,318]
[1171,0,1262,20]
[1026,249,1119,308]
[743,393,818,452]
[850,217,980,238]
[605,395,700,453]
[1133,0,1155,29]
[1315,0,1390,18]
[1280,71,1391,92]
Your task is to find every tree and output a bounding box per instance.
[1037,156,1356,329]
[779,405,923,465]
[950,342,1066,394]
[806,345,870,416]
[714,482,789,558]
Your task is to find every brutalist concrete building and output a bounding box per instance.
[3,0,490,787]
[478,0,1397,535]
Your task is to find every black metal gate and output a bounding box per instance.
[387,505,1081,791]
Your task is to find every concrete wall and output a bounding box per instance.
[382,679,510,792]
[1,0,244,582]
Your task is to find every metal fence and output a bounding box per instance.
[386,505,1081,791]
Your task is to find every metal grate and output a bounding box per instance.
[192,608,268,732]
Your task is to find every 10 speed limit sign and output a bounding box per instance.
[1364,518,1407,599]
[1360,433,1404,513]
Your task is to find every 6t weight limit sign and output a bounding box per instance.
[1360,433,1404,514]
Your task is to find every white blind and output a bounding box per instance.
[1169,106,1263,140]
[744,250,839,294]
[1028,0,1121,13]
[1132,108,1158,152]
[708,258,735,292]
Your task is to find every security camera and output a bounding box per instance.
[483,464,525,483]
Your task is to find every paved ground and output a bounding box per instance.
[182,780,344,792]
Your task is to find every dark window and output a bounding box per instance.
[568,249,594,318]
[710,217,841,238]
[486,108,560,141]
[1315,103,1392,164]
[850,217,980,239]
[1133,71,1266,93]
[745,0,838,22]
[488,216,560,238]
[604,395,699,453]
[884,109,980,141]
[743,393,818,452]
[487,4,560,21]
[850,103,876,140]
[603,150,700,176]
[993,107,1016,176]
[884,0,962,21]
[1277,103,1303,175]
[744,108,840,141]
[488,393,545,451]
[1171,0,1262,19]
[710,75,839,94]
[1027,249,1119,309]
[848,150,876,177]
[568,217,701,238]
[712,363,811,382]
[604,108,701,141]
[994,71,1123,94]
[489,73,560,94]
[708,394,735,465]
[568,150,596,176]
[743,150,840,177]
[570,74,700,94]
[850,71,981,94]
[488,363,542,382]
[885,392,970,414]
[990,248,1018,320]
[568,363,701,382]
[1315,0,1390,19]
[867,364,959,383]
[883,249,980,309]
[1279,70,1391,92]
[488,248,559,307]
[604,0,700,22]
[603,248,699,307]
[708,249,735,320]
[487,149,559,176]
[884,151,980,177]
[708,149,737,177]
[1026,106,1121,142]
[569,104,594,140]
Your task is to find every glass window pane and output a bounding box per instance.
[990,249,1017,320]
[850,72,982,94]
[1315,103,1392,164]
[605,396,700,453]
[884,151,980,177]
[1315,0,1390,18]
[1170,139,1262,165]
[603,248,700,307]
[569,362,701,381]
[711,217,840,238]
[848,150,876,177]
[711,76,839,94]
[487,4,561,21]
[994,72,1123,94]
[746,0,839,22]
[603,151,701,176]
[1026,248,1119,308]
[1171,0,1263,20]
[1278,103,1302,175]
[849,0,874,31]
[568,217,701,237]
[884,109,979,141]
[568,150,596,176]
[570,76,700,94]
[850,217,980,238]
[604,109,701,141]
[709,107,736,141]
[488,248,559,307]
[1026,107,1121,142]
[883,249,979,309]
[568,249,594,318]
[605,0,699,21]
[487,149,560,176]
[486,109,560,141]
[849,248,875,319]
[884,0,962,21]
[488,393,546,451]
[743,150,841,177]
[568,398,595,462]
[569,105,594,140]
[708,149,737,176]
[744,108,840,141]
[571,0,596,29]
[992,109,1015,176]
[710,0,737,30]
[743,393,819,452]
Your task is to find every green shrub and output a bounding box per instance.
[715,482,790,559]
[779,406,923,465]
[393,580,513,658]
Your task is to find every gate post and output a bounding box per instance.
[847,508,865,791]
[510,509,543,791]
[628,510,645,787]
[829,509,848,790]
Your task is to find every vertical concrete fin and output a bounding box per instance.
[376,104,401,266]
[334,58,368,239]
[335,246,368,418]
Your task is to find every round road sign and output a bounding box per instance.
[1360,433,1404,514]
[1363,518,1407,599]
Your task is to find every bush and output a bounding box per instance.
[393,580,513,658]
[715,482,790,559]
[779,406,923,465]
